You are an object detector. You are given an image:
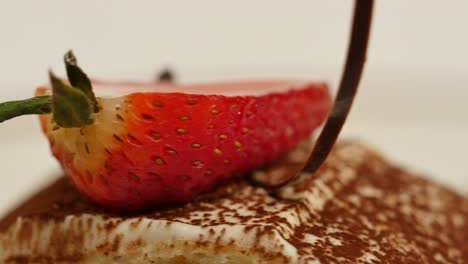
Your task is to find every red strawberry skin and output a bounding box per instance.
[38,81,331,210]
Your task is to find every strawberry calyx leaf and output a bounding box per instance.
[0,51,98,128]
[64,50,99,112]
[49,70,95,128]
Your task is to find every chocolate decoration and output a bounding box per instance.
[255,0,374,188]
[157,68,175,83]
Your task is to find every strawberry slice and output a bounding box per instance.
[36,80,330,210]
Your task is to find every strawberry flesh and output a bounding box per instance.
[38,80,331,210]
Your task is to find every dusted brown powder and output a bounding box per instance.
[1,142,467,263]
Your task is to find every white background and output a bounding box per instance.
[0,1,467,216]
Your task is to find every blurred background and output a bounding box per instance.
[0,1,467,216]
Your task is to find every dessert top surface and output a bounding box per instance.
[1,141,468,263]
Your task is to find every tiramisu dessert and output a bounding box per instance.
[0,1,467,263]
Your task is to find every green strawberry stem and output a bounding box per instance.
[0,51,98,127]
[0,96,52,123]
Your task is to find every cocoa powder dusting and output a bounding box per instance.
[0,142,467,263]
